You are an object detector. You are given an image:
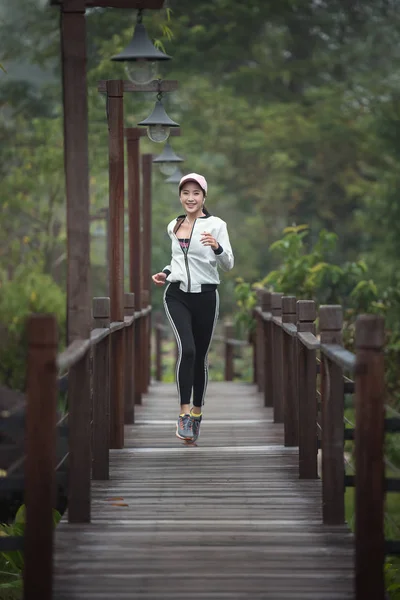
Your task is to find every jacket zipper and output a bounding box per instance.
[175,218,197,292]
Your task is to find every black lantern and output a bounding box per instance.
[111,9,171,84]
[153,142,184,176]
[138,94,179,143]
[165,167,184,184]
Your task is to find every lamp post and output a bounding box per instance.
[98,12,179,443]
[52,0,168,526]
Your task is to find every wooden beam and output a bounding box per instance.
[98,80,178,94]
[52,1,165,8]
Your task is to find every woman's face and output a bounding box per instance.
[180,182,204,216]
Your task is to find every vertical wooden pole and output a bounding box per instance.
[224,321,234,381]
[126,128,143,405]
[355,315,385,600]
[61,0,92,524]
[61,0,90,345]
[124,292,135,423]
[107,79,124,322]
[297,300,318,479]
[261,290,273,407]
[319,305,345,524]
[141,289,150,394]
[271,292,283,423]
[92,297,110,481]
[155,312,163,381]
[107,79,125,449]
[282,296,298,447]
[256,289,264,393]
[24,315,57,600]
[142,153,153,389]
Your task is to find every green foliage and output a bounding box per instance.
[259,225,369,306]
[0,268,66,390]
[0,504,62,592]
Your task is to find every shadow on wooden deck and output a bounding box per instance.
[54,382,354,599]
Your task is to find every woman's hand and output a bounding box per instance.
[200,231,219,250]
[152,272,167,286]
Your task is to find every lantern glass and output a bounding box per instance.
[125,59,157,85]
[147,124,170,143]
[159,162,178,176]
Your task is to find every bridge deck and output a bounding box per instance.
[54,382,354,599]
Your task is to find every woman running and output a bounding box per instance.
[152,173,234,442]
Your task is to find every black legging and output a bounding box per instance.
[164,283,219,407]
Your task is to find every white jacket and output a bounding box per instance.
[162,212,234,293]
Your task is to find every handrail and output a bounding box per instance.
[57,339,91,373]
[320,343,356,372]
[297,331,319,350]
[253,289,392,600]
[0,292,153,598]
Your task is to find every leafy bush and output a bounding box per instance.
[0,504,62,594]
[0,268,66,390]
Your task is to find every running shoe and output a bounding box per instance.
[176,413,193,440]
[188,412,202,443]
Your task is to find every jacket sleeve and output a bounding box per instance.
[213,220,234,271]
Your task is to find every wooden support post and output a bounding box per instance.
[297,300,318,479]
[271,292,283,423]
[107,80,125,449]
[142,153,153,389]
[107,79,125,322]
[355,315,385,600]
[141,289,150,394]
[154,312,163,382]
[61,0,92,523]
[282,296,298,447]
[61,0,90,346]
[256,288,265,393]
[126,128,143,405]
[260,290,273,407]
[124,292,135,424]
[24,315,57,600]
[92,297,110,480]
[319,305,345,525]
[224,321,234,381]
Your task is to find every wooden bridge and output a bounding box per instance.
[5,291,399,600]
[2,2,399,599]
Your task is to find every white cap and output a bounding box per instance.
[179,173,208,197]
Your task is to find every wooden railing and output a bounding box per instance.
[254,289,398,600]
[0,291,151,599]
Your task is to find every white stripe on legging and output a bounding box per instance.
[163,284,183,403]
[201,289,220,406]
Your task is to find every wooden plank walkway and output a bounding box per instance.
[54,382,354,599]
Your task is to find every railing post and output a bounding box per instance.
[224,321,234,381]
[261,290,273,407]
[141,289,150,394]
[355,315,385,600]
[124,292,135,424]
[24,315,57,600]
[271,292,283,423]
[282,296,298,447]
[319,305,345,525]
[256,288,265,393]
[154,312,163,382]
[92,297,110,480]
[297,300,318,479]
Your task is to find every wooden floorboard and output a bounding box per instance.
[54,382,354,599]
